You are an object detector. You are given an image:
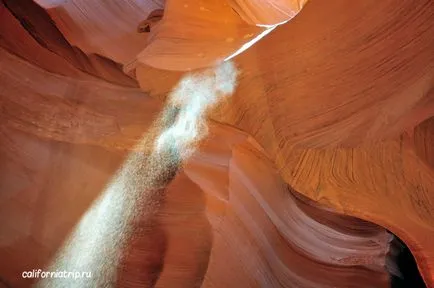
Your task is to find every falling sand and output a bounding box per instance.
[37,61,239,287]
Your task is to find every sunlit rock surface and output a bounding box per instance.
[0,0,434,287]
[32,0,165,65]
[1,0,139,87]
[228,0,308,25]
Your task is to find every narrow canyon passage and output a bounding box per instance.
[0,0,433,287]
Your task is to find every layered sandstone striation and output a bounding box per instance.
[1,0,434,287]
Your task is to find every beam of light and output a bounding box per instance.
[223,18,291,62]
[156,61,238,158]
[223,27,277,62]
[37,61,238,288]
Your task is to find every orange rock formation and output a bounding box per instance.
[0,0,433,287]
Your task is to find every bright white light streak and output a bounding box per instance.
[38,61,238,288]
[224,18,291,62]
[156,61,238,157]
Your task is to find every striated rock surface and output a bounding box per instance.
[136,0,308,71]
[180,124,396,288]
[32,0,165,65]
[228,0,308,25]
[134,2,434,283]
[1,0,139,87]
[414,116,434,171]
[208,0,434,148]
[0,47,161,148]
[0,122,397,288]
[1,0,434,287]
[137,0,266,71]
[0,28,401,286]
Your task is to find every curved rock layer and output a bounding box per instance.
[135,2,434,282]
[0,123,397,288]
[179,124,396,288]
[0,29,433,286]
[228,0,308,26]
[0,0,139,87]
[136,0,309,71]
[17,0,310,71]
[32,0,165,65]
[414,116,434,170]
[137,0,266,71]
[0,46,161,147]
[1,0,434,287]
[137,0,434,146]
[222,0,434,146]
[0,19,404,285]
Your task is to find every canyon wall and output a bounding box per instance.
[1,0,434,287]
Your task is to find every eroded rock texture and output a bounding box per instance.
[181,125,396,288]
[31,0,165,65]
[0,120,398,288]
[136,0,307,71]
[136,1,434,283]
[0,0,139,87]
[1,0,434,287]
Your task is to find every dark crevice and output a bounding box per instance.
[389,234,426,288]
